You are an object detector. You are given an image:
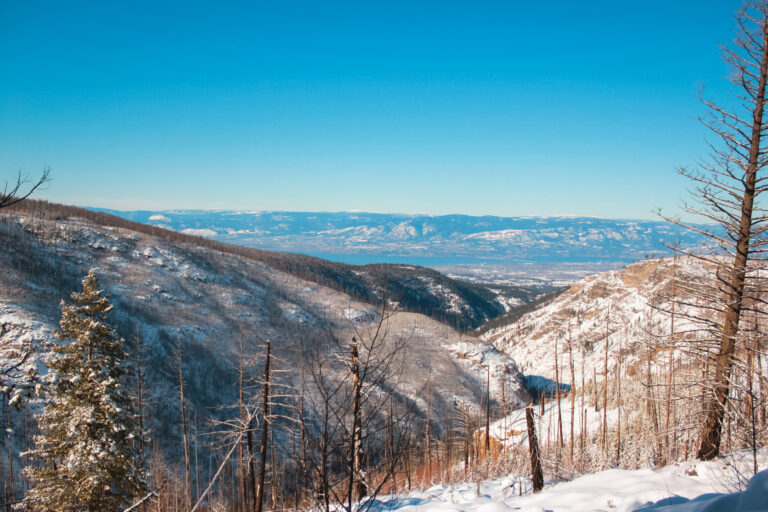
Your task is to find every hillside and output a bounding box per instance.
[6,200,550,330]
[481,256,714,384]
[0,206,532,490]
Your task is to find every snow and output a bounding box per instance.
[443,341,528,405]
[148,214,171,222]
[481,257,716,383]
[488,396,616,450]
[343,307,378,323]
[490,290,523,312]
[369,450,768,512]
[420,277,466,315]
[180,228,217,237]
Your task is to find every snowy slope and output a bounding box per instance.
[369,449,768,512]
[481,257,713,384]
[487,396,618,451]
[0,212,527,470]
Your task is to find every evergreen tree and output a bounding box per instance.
[24,270,146,511]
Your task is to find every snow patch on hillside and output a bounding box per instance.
[180,228,217,237]
[481,257,714,382]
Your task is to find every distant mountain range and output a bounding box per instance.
[95,209,710,266]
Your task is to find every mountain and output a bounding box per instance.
[480,256,712,385]
[0,202,532,485]
[15,201,552,330]
[95,209,710,268]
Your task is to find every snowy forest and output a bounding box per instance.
[3,1,768,512]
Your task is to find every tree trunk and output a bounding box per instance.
[616,335,622,465]
[698,15,768,460]
[256,341,271,512]
[665,253,676,465]
[555,335,563,451]
[602,322,608,453]
[177,342,192,510]
[567,327,576,462]
[347,338,367,510]
[484,366,491,460]
[247,416,258,512]
[239,347,247,512]
[425,375,431,484]
[525,405,543,493]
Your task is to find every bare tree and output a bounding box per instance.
[662,1,768,460]
[0,168,50,209]
[299,307,414,512]
[176,338,193,509]
[255,340,271,512]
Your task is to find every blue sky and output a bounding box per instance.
[0,1,743,219]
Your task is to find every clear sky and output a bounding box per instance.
[0,1,745,219]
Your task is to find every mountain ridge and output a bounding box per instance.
[8,200,550,330]
[93,208,712,266]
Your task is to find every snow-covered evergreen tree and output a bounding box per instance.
[24,270,146,511]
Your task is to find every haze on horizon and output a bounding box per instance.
[0,1,742,220]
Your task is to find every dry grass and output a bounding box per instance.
[619,260,661,289]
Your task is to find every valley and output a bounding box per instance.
[0,201,765,511]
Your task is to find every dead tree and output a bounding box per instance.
[346,337,367,508]
[255,341,271,512]
[665,253,677,465]
[616,334,622,464]
[554,335,563,450]
[567,326,576,462]
[484,366,491,460]
[177,339,193,509]
[661,1,768,461]
[425,373,431,485]
[300,306,412,512]
[525,404,543,493]
[0,168,49,209]
[602,320,609,453]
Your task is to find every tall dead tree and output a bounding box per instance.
[554,335,563,450]
[347,337,367,508]
[177,339,193,509]
[567,326,576,462]
[255,340,271,512]
[663,1,768,460]
[665,253,677,465]
[484,366,491,459]
[602,320,609,452]
[425,373,431,485]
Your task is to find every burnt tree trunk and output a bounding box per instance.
[697,12,768,461]
[525,404,544,493]
[255,341,271,512]
[347,338,367,509]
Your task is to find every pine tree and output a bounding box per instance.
[24,270,146,511]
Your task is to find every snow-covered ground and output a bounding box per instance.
[368,449,768,512]
[488,394,617,450]
[481,257,716,383]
